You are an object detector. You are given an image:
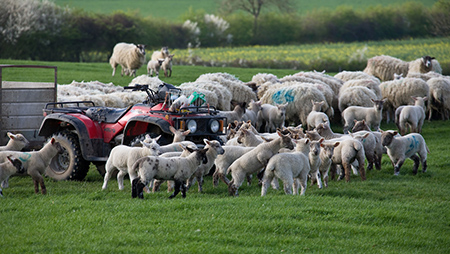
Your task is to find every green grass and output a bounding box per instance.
[54,0,439,20]
[1,120,449,253]
[1,57,450,253]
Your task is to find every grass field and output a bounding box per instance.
[54,0,439,20]
[1,58,450,253]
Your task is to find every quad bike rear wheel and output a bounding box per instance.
[46,131,90,181]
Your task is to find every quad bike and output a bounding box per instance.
[38,83,227,180]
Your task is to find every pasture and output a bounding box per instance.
[53,0,440,20]
[1,56,450,253]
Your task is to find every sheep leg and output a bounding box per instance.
[260,172,274,196]
[152,180,164,192]
[197,176,204,193]
[292,178,299,195]
[2,179,9,188]
[357,155,366,181]
[329,164,337,180]
[393,159,405,176]
[132,178,145,199]
[410,154,420,175]
[168,69,172,77]
[33,179,39,194]
[227,179,239,196]
[39,178,47,195]
[101,168,114,190]
[343,163,352,182]
[169,180,183,199]
[117,170,127,190]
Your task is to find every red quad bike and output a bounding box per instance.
[38,83,227,181]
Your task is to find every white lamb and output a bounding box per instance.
[0,132,30,188]
[342,99,385,133]
[379,77,429,122]
[147,59,165,77]
[0,156,24,197]
[380,130,429,175]
[109,42,146,77]
[151,46,170,61]
[186,139,224,192]
[227,131,294,196]
[212,146,255,187]
[257,103,287,133]
[161,54,174,77]
[218,103,247,123]
[0,138,63,194]
[131,147,209,199]
[306,100,330,130]
[395,96,427,135]
[317,141,340,188]
[241,100,262,127]
[102,136,161,191]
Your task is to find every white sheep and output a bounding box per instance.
[227,131,294,196]
[196,73,257,105]
[241,100,262,127]
[102,136,161,191]
[260,82,329,126]
[340,79,382,99]
[334,71,380,83]
[342,99,385,133]
[379,77,429,123]
[0,156,24,197]
[0,138,63,194]
[306,100,330,130]
[218,103,247,123]
[161,54,174,77]
[147,58,165,77]
[261,149,310,196]
[151,46,170,61]
[338,86,378,113]
[109,42,146,77]
[251,73,279,87]
[0,132,30,188]
[178,84,219,109]
[349,131,379,171]
[380,130,429,175]
[186,139,224,192]
[129,75,164,91]
[212,146,255,187]
[131,146,209,199]
[179,80,232,111]
[257,103,287,133]
[427,77,450,120]
[364,55,437,81]
[395,96,427,135]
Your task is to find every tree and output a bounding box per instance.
[220,0,295,42]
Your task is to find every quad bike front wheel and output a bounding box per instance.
[46,131,90,181]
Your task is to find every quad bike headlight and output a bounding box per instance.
[186,120,197,133]
[209,119,220,133]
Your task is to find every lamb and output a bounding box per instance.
[338,86,378,113]
[364,55,437,81]
[169,126,191,143]
[227,131,294,196]
[236,128,264,147]
[342,99,385,133]
[241,100,261,127]
[427,77,450,120]
[151,46,170,61]
[161,54,174,77]
[306,100,330,130]
[102,136,161,191]
[349,131,379,171]
[257,103,287,133]
[212,145,255,187]
[306,130,366,182]
[314,123,344,139]
[131,146,209,199]
[109,42,146,77]
[0,156,24,197]
[379,77,429,122]
[260,82,329,126]
[218,103,247,124]
[380,129,429,175]
[147,58,165,77]
[317,141,340,188]
[0,138,63,194]
[0,132,30,151]
[352,119,386,157]
[261,148,311,196]
[186,139,224,192]
[0,132,29,188]
[395,96,427,135]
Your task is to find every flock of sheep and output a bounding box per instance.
[0,51,449,198]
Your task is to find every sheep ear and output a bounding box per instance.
[154,135,161,142]
[7,132,14,139]
[378,128,384,133]
[334,142,340,147]
[7,155,14,163]
[51,138,56,144]
[363,133,370,138]
[203,139,210,145]
[393,131,398,136]
[169,126,176,134]
[145,134,151,139]
[423,97,428,102]
[319,138,324,144]
[277,130,283,137]
[182,130,191,136]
